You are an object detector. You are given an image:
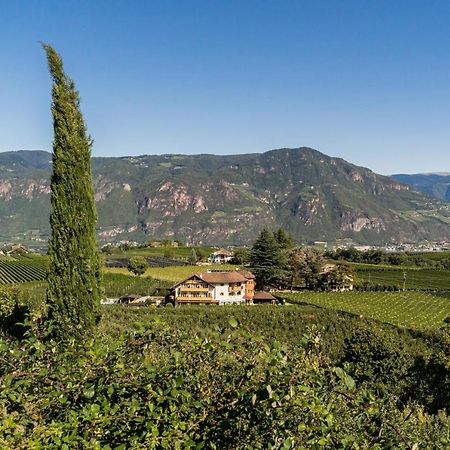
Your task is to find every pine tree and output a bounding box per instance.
[43,44,102,339]
[250,229,285,289]
[274,228,293,249]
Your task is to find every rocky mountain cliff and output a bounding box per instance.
[1,147,450,245]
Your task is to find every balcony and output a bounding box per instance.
[176,295,213,300]
[179,286,210,292]
[176,296,218,304]
[228,285,243,293]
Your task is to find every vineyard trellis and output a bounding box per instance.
[281,291,450,330]
[0,257,47,284]
[103,273,168,297]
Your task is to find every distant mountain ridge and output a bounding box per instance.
[1,147,450,245]
[392,173,450,202]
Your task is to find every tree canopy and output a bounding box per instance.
[250,229,286,289]
[127,256,148,277]
[43,44,102,340]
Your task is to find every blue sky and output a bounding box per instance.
[1,0,450,174]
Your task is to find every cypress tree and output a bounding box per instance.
[43,44,102,339]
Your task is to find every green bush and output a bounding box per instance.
[0,320,449,448]
[340,326,415,397]
[0,287,30,339]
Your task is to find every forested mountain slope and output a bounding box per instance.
[2,147,450,245]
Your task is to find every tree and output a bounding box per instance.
[250,229,285,289]
[195,247,209,262]
[128,256,148,276]
[324,262,353,291]
[286,248,325,290]
[43,44,102,340]
[302,248,325,290]
[274,228,293,249]
[188,249,197,264]
[231,248,251,265]
[286,248,308,290]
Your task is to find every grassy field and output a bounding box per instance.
[103,273,167,297]
[280,291,450,330]
[354,266,450,290]
[105,263,238,283]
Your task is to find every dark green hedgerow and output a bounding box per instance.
[0,319,449,449]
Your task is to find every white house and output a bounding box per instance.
[208,249,234,264]
[169,270,255,305]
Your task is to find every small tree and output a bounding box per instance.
[324,262,353,291]
[231,248,251,265]
[128,256,148,276]
[195,248,209,262]
[43,44,102,340]
[188,249,197,264]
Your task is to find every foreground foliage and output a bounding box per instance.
[1,319,448,449]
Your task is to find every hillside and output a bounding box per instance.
[2,147,450,245]
[392,173,450,202]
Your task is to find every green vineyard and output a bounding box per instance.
[103,273,168,297]
[0,256,47,284]
[281,291,450,330]
[355,266,450,290]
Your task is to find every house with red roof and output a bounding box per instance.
[169,269,255,305]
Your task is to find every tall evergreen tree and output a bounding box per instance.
[43,44,102,339]
[250,229,285,289]
[274,228,293,249]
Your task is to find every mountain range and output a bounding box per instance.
[392,173,450,203]
[1,147,450,246]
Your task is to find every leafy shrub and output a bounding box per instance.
[0,320,449,448]
[403,324,450,414]
[340,326,414,397]
[0,287,30,339]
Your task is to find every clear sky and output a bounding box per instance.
[1,0,450,174]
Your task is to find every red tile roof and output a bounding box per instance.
[170,270,255,289]
[236,269,256,279]
[199,272,248,284]
[253,291,277,300]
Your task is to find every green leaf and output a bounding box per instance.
[84,385,95,399]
